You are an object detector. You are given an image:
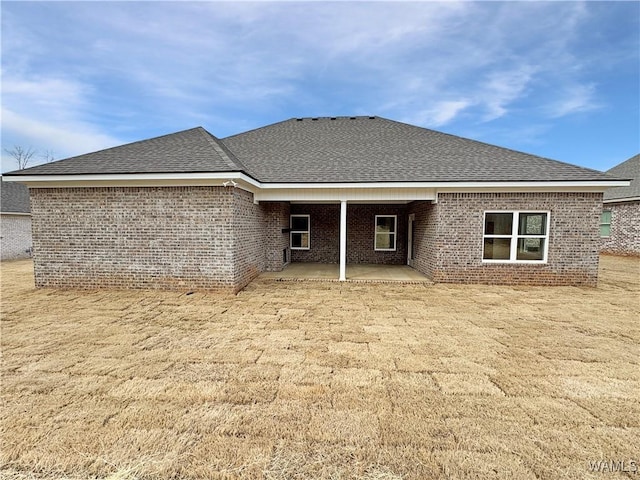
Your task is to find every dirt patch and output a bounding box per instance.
[1,255,639,479]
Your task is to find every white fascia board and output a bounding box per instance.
[255,187,436,202]
[255,182,626,202]
[260,180,630,189]
[0,212,31,216]
[603,196,640,204]
[4,173,628,195]
[6,172,261,192]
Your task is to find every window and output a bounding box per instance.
[375,215,397,251]
[600,211,611,237]
[290,215,310,250]
[483,211,549,263]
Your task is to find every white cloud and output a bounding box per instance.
[478,66,538,121]
[0,71,124,171]
[545,84,601,118]
[404,100,473,128]
[1,108,121,172]
[1,0,636,170]
[2,76,89,119]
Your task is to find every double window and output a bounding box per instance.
[290,215,310,250]
[483,211,549,262]
[375,215,397,251]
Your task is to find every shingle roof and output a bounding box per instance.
[6,127,245,176]
[3,116,621,184]
[222,117,614,183]
[603,154,639,201]
[1,180,30,213]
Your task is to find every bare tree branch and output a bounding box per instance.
[42,149,55,163]
[4,146,37,170]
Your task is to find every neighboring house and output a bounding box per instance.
[3,116,628,292]
[600,154,639,256]
[1,179,32,260]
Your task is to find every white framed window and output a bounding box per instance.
[600,211,611,237]
[290,214,310,250]
[375,215,397,251]
[483,211,550,263]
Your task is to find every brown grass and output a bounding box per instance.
[1,255,639,479]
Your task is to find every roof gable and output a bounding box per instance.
[6,127,245,176]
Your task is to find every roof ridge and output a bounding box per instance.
[222,118,296,141]
[195,127,248,172]
[288,116,377,120]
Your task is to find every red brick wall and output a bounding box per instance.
[290,204,340,263]
[409,193,602,286]
[30,186,267,292]
[290,203,407,264]
[407,201,437,278]
[600,201,640,256]
[262,201,291,271]
[232,188,267,291]
[0,214,32,260]
[30,188,604,289]
[347,204,407,264]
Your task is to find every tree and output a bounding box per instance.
[4,146,36,170]
[42,149,55,163]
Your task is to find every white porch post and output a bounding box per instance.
[339,200,347,281]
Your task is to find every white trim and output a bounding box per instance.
[374,215,397,251]
[258,180,629,189]
[407,213,415,266]
[0,212,31,216]
[289,200,412,205]
[603,196,640,204]
[3,173,262,195]
[3,171,259,184]
[290,214,310,250]
[256,187,436,203]
[5,173,628,191]
[6,173,629,205]
[482,211,550,264]
[339,201,347,281]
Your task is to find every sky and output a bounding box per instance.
[1,1,639,174]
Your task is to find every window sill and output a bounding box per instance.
[482,260,548,265]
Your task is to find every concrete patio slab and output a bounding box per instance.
[260,263,432,283]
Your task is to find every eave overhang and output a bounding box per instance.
[2,173,630,204]
[603,196,640,204]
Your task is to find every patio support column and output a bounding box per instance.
[339,200,347,281]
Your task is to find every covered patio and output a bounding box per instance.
[260,263,432,283]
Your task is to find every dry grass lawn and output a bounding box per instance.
[1,255,639,479]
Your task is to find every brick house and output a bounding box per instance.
[600,154,639,256]
[0,180,32,260]
[3,116,628,292]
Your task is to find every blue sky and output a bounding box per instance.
[1,1,638,173]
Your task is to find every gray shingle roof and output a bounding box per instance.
[603,154,639,201]
[5,127,245,176]
[1,180,30,213]
[3,116,621,184]
[223,117,614,183]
